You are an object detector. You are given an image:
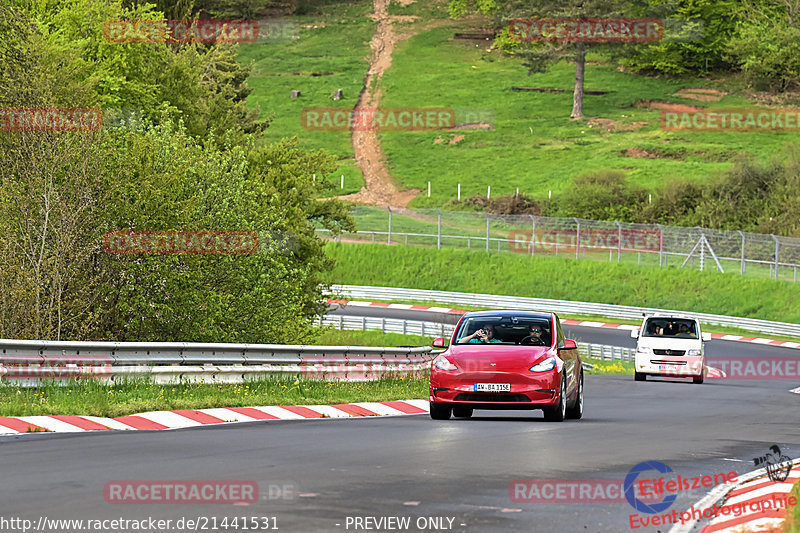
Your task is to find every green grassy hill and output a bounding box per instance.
[241,0,795,206]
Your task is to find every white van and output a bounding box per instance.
[631,314,711,384]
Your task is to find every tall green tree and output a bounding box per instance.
[449,0,643,118]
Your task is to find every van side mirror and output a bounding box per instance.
[630,329,639,339]
[432,337,447,348]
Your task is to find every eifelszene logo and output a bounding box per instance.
[753,445,793,482]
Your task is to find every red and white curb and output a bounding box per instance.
[670,460,800,533]
[0,400,429,436]
[329,300,800,350]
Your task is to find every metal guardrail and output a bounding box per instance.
[580,343,635,362]
[331,285,800,338]
[0,338,434,385]
[317,315,456,337]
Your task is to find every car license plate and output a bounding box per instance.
[474,383,510,392]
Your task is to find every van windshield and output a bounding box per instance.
[642,318,698,339]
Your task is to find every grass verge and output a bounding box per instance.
[0,378,428,418]
[582,358,633,375]
[786,478,800,533]
[324,242,800,327]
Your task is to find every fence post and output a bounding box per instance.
[772,234,780,280]
[738,230,746,275]
[387,206,392,245]
[616,221,622,262]
[656,223,664,267]
[529,214,536,257]
[362,316,366,330]
[573,217,580,259]
[486,213,490,252]
[339,315,344,329]
[436,209,442,250]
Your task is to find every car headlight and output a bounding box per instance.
[433,354,457,371]
[636,347,653,355]
[687,349,701,356]
[530,357,556,372]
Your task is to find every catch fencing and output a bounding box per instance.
[318,206,800,281]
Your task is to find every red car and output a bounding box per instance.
[429,310,583,421]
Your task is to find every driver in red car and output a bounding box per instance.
[460,324,502,343]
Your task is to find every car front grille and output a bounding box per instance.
[454,393,530,402]
[653,349,686,356]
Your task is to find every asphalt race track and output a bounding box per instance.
[0,307,798,533]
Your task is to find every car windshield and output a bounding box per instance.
[454,316,552,345]
[642,318,698,339]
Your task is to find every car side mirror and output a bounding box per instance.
[432,337,447,348]
[560,338,577,350]
[630,329,639,339]
[701,332,711,342]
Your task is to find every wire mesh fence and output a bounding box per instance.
[317,206,800,282]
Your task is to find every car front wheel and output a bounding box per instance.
[543,376,566,422]
[429,402,452,420]
[566,372,583,420]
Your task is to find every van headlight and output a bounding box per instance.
[636,347,652,355]
[687,349,701,356]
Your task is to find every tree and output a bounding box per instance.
[450,0,645,118]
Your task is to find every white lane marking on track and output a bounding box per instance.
[15,416,87,433]
[578,321,604,327]
[133,411,205,428]
[752,338,773,344]
[388,304,414,310]
[0,425,20,435]
[344,301,371,307]
[720,335,743,341]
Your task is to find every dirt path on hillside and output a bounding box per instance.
[337,0,421,207]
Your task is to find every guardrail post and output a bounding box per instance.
[382,317,386,333]
[362,316,366,331]
[772,234,780,280]
[339,315,344,330]
[738,230,745,275]
[387,206,392,245]
[529,215,536,257]
[436,208,442,250]
[486,213,490,252]
[573,217,580,259]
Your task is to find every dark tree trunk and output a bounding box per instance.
[571,43,586,119]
